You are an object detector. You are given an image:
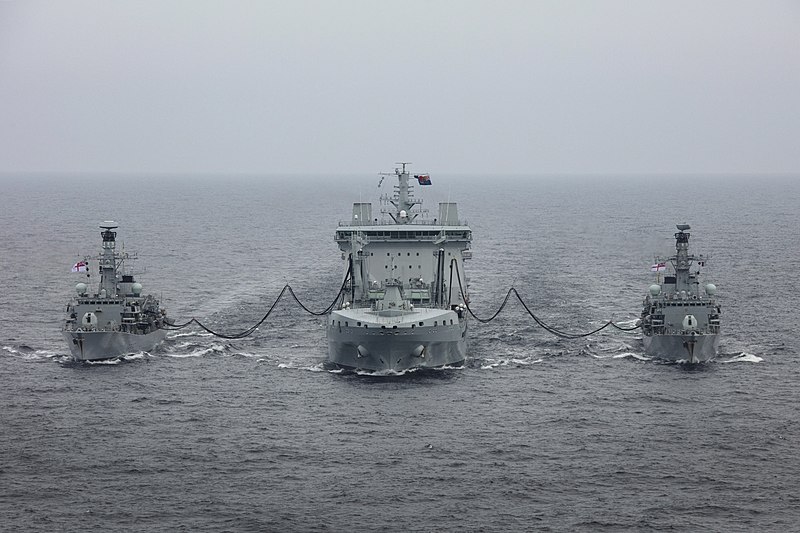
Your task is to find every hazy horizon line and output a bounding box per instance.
[2,170,797,178]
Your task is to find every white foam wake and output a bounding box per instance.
[480,358,543,369]
[277,362,327,372]
[167,331,214,339]
[84,352,147,365]
[160,343,226,358]
[3,345,64,360]
[719,352,763,364]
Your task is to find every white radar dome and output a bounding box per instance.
[399,210,408,218]
[705,283,717,296]
[75,283,87,295]
[131,282,143,295]
[649,284,661,296]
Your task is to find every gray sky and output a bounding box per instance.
[1,1,798,175]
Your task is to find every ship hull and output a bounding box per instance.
[326,310,467,372]
[643,332,719,363]
[63,329,167,361]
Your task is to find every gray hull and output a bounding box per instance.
[327,320,467,372]
[63,329,167,361]
[643,333,719,363]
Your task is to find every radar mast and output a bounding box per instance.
[380,162,422,224]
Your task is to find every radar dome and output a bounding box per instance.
[705,283,717,296]
[75,283,87,295]
[399,210,408,218]
[649,284,661,296]
[132,282,143,295]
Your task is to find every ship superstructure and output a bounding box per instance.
[326,163,472,372]
[63,222,167,360]
[640,224,721,363]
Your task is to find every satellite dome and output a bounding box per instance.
[76,283,87,295]
[131,282,143,295]
[399,210,408,218]
[705,283,717,296]
[649,284,661,296]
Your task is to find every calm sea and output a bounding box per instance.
[1,173,798,532]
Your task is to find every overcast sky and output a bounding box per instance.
[1,1,797,175]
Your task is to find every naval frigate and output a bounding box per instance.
[639,224,721,363]
[63,222,167,361]
[326,163,472,372]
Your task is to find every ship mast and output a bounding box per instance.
[382,162,420,224]
[99,221,119,297]
[672,223,692,292]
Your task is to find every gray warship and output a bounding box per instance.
[62,222,167,361]
[326,163,472,372]
[639,224,721,363]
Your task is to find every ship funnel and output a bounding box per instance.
[438,203,459,225]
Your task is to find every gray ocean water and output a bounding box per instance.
[1,173,798,532]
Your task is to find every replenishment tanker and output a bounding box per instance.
[63,222,167,361]
[640,224,721,363]
[327,163,472,372]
